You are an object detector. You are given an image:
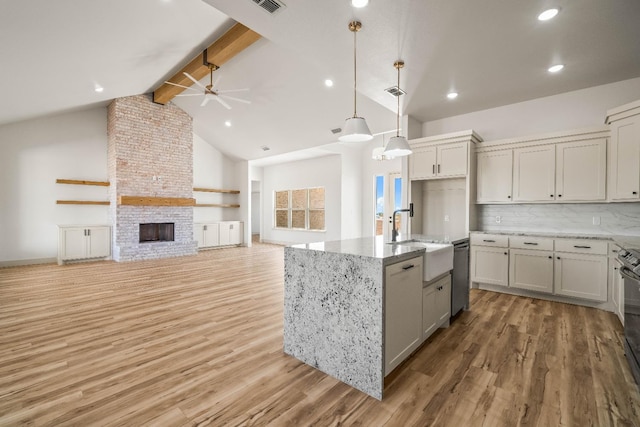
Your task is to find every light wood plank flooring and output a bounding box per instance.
[1,243,639,426]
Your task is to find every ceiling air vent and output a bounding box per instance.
[331,127,342,135]
[251,0,286,14]
[385,85,406,97]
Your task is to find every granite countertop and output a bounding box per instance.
[289,236,426,264]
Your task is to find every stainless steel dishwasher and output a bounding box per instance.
[451,239,470,318]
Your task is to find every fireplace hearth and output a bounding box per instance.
[139,223,175,243]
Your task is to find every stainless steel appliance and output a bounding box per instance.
[451,239,470,317]
[619,248,640,389]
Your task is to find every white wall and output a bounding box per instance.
[193,133,239,223]
[0,108,109,264]
[262,155,342,245]
[423,77,640,140]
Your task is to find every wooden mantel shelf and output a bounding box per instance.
[56,179,110,186]
[118,196,196,207]
[57,200,110,206]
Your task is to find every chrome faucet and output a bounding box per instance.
[391,203,414,242]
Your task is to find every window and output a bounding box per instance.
[274,187,325,231]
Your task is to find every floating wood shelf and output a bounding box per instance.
[195,203,240,208]
[118,196,196,207]
[57,200,110,206]
[193,187,240,194]
[56,179,110,186]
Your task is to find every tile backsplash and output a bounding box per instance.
[477,203,640,236]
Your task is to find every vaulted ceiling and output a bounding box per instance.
[1,0,639,163]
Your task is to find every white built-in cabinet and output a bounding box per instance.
[58,225,111,265]
[476,150,513,203]
[606,100,640,201]
[476,128,609,204]
[422,274,451,341]
[194,221,243,249]
[471,233,611,307]
[409,131,481,181]
[609,243,624,324]
[385,256,423,376]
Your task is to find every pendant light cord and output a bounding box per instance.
[396,65,400,137]
[353,28,357,118]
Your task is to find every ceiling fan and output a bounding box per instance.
[166,63,250,109]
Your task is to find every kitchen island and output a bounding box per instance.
[283,237,427,400]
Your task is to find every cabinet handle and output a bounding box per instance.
[550,194,554,198]
[548,256,552,259]
[432,164,435,174]
[504,252,508,255]
[437,164,441,173]
[88,229,91,237]
[633,191,638,195]
[507,195,511,198]
[483,239,496,242]
[612,250,619,253]
[557,256,560,260]
[402,264,415,270]
[614,267,618,270]
[574,245,591,249]
[523,242,538,246]
[204,225,207,231]
[558,194,562,198]
[84,229,87,236]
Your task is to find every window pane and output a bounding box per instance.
[291,189,307,209]
[275,210,289,228]
[309,210,325,230]
[291,210,306,229]
[309,187,325,209]
[275,191,289,209]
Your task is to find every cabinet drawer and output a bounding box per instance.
[509,236,553,251]
[386,256,423,276]
[554,239,608,255]
[471,234,509,247]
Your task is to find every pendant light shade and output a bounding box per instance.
[339,21,373,143]
[384,60,412,157]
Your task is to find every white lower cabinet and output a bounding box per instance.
[194,221,243,248]
[422,274,452,341]
[509,249,554,294]
[470,246,509,287]
[58,225,111,265]
[385,256,423,376]
[554,252,608,302]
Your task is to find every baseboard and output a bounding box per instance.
[0,257,57,268]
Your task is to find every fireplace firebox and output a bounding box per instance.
[139,223,175,243]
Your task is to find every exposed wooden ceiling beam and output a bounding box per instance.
[153,23,261,105]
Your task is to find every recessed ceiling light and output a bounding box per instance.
[352,0,369,8]
[548,64,564,73]
[224,120,231,127]
[324,79,334,87]
[447,92,458,100]
[94,85,104,93]
[538,8,559,21]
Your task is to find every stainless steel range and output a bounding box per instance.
[619,248,640,389]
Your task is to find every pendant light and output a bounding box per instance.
[339,21,373,143]
[372,133,395,160]
[384,60,412,157]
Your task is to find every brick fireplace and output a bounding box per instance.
[107,94,197,261]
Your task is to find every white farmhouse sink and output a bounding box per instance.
[395,242,453,281]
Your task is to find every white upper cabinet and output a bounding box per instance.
[607,100,640,201]
[556,139,606,201]
[476,150,513,203]
[437,142,468,177]
[410,147,437,180]
[513,145,555,202]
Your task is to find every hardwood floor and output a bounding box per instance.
[1,243,639,426]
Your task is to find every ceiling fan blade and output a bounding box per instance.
[165,81,199,91]
[216,88,250,94]
[220,95,251,104]
[215,96,232,110]
[183,72,207,90]
[200,97,210,107]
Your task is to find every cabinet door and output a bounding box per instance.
[228,222,242,245]
[219,223,231,246]
[437,142,467,177]
[410,147,436,180]
[554,253,607,302]
[193,225,205,248]
[476,150,513,203]
[203,223,220,247]
[610,258,621,321]
[610,116,640,201]
[87,227,110,258]
[556,139,606,201]
[470,246,509,287]
[435,276,451,324]
[385,257,423,375]
[509,249,554,294]
[61,227,88,260]
[422,284,437,341]
[513,145,555,202]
